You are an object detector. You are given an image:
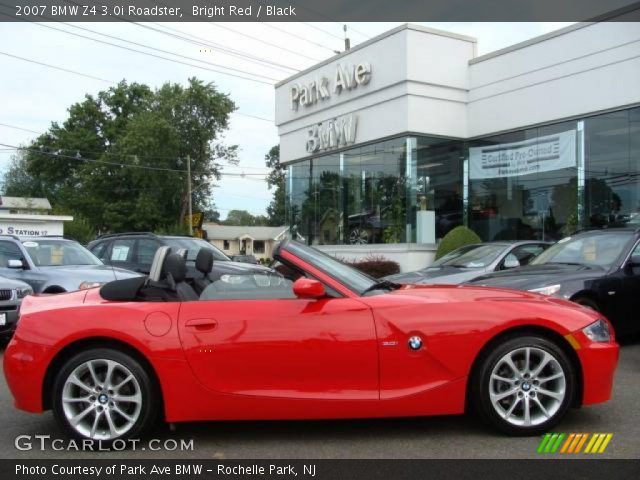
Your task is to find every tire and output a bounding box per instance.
[470,335,576,436]
[52,348,159,444]
[573,296,599,312]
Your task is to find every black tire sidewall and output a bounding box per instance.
[52,348,158,445]
[472,335,576,436]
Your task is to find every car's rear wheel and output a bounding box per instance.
[471,335,575,436]
[52,348,158,444]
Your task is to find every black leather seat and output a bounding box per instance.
[162,253,199,301]
[193,249,214,295]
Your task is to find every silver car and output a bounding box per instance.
[384,241,550,285]
[0,275,32,339]
[0,236,140,294]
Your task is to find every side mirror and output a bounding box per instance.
[292,278,326,299]
[7,259,24,269]
[502,255,520,270]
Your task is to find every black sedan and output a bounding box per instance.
[384,241,549,285]
[466,228,640,336]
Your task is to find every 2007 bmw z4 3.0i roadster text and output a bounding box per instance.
[3,240,618,443]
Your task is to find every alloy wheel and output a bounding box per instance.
[488,346,566,427]
[61,359,142,440]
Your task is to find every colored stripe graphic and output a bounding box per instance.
[538,433,613,454]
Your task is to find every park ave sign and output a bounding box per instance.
[291,62,372,111]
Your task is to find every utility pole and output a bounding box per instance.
[187,155,193,235]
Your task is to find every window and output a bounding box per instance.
[0,241,23,267]
[531,232,633,268]
[469,121,578,241]
[200,273,295,301]
[253,240,265,254]
[223,240,230,250]
[89,242,108,262]
[136,239,160,265]
[509,244,548,266]
[22,240,101,266]
[110,239,135,262]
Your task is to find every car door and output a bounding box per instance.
[608,240,640,336]
[177,273,379,401]
[0,240,43,291]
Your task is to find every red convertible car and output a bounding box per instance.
[4,240,618,442]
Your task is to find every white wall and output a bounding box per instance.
[275,24,476,164]
[468,22,640,137]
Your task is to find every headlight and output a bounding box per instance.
[528,284,561,296]
[15,287,33,299]
[79,281,105,290]
[582,319,611,342]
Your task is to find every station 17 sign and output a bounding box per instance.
[469,130,576,180]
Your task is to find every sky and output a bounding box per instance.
[0,21,573,220]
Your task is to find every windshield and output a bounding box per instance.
[164,237,229,261]
[430,244,506,268]
[284,241,377,295]
[22,239,102,266]
[531,232,632,267]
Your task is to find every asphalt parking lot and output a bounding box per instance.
[0,342,638,460]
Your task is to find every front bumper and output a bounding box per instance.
[0,308,19,336]
[573,332,619,406]
[3,335,52,413]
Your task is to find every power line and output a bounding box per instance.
[302,22,343,41]
[0,143,269,177]
[209,22,324,63]
[261,23,340,53]
[0,122,44,135]
[21,19,276,85]
[0,51,114,84]
[57,21,279,82]
[0,55,274,123]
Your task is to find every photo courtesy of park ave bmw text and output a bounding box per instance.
[0,1,639,479]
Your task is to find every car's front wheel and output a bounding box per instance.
[471,335,576,435]
[52,348,159,443]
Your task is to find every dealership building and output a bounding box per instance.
[275,19,640,270]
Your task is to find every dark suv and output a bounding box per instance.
[87,232,271,278]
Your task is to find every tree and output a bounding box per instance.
[265,145,286,226]
[222,209,269,226]
[2,78,237,234]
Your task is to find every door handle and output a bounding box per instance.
[185,318,218,331]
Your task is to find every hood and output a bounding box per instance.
[385,266,486,285]
[465,263,606,291]
[387,283,588,313]
[0,275,31,289]
[39,264,141,281]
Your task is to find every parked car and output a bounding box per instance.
[466,228,640,337]
[230,254,258,264]
[384,241,550,285]
[0,275,32,339]
[0,235,139,293]
[5,240,617,443]
[87,232,270,278]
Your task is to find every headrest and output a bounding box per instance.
[163,253,187,283]
[195,248,214,274]
[149,246,171,282]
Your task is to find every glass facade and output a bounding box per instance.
[286,106,640,245]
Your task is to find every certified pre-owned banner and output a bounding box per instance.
[469,130,576,180]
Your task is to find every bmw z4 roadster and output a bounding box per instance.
[3,240,618,442]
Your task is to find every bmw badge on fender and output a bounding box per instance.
[3,240,618,443]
